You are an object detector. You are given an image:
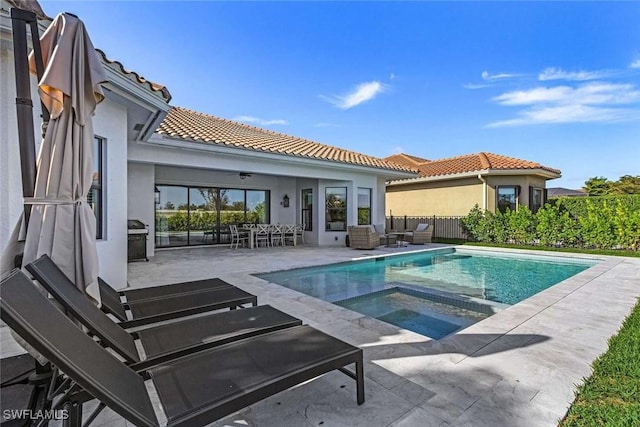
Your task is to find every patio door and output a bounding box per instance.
[188,188,219,245]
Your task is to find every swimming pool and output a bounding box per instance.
[257,248,597,338]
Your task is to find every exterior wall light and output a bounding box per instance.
[282,194,290,208]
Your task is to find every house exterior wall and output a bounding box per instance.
[386,178,483,216]
[127,162,155,257]
[93,99,128,287]
[387,174,552,217]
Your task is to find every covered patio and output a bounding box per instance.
[4,244,632,426]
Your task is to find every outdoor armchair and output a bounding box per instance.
[348,225,380,249]
[27,255,257,328]
[404,223,433,244]
[1,269,365,427]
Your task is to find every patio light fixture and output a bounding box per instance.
[282,194,290,208]
[154,186,160,205]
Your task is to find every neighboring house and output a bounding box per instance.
[547,187,587,198]
[0,3,416,285]
[384,152,561,217]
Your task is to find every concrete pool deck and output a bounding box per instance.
[2,244,639,426]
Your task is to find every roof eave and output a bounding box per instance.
[387,168,561,186]
[147,134,418,178]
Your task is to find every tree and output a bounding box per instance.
[611,175,640,195]
[583,177,612,196]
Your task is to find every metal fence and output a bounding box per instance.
[385,215,468,241]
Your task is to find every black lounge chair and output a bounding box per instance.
[26,255,257,328]
[99,274,235,304]
[22,261,303,369]
[1,270,365,426]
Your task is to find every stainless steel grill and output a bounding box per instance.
[127,219,148,262]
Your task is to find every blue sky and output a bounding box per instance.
[41,1,640,188]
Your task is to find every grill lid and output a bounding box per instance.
[127,219,146,229]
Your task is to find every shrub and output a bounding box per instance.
[462,194,640,251]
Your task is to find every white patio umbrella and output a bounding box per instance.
[19,12,106,303]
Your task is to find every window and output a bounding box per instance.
[357,188,372,225]
[302,189,313,231]
[497,186,519,213]
[530,187,544,213]
[325,187,347,231]
[88,136,104,239]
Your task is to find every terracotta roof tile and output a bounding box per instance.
[156,107,416,173]
[388,152,560,179]
[383,153,431,167]
[96,49,172,102]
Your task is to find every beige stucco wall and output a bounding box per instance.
[387,174,553,217]
[386,178,483,216]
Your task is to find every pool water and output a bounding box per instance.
[257,248,597,339]
[335,288,489,339]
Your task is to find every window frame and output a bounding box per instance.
[357,187,372,225]
[530,186,544,214]
[325,186,347,232]
[301,188,313,231]
[90,136,104,239]
[496,185,519,213]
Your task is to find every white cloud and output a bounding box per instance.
[631,58,640,69]
[487,105,640,128]
[392,146,405,154]
[538,67,617,81]
[481,71,519,81]
[320,81,387,109]
[487,82,640,127]
[463,83,492,90]
[232,116,288,126]
[390,73,396,81]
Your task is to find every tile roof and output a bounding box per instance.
[156,107,417,173]
[383,153,431,167]
[96,49,172,102]
[385,152,561,178]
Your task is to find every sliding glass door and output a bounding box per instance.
[155,185,270,248]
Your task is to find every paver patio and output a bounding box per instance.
[1,244,638,426]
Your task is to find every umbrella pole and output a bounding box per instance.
[10,8,49,232]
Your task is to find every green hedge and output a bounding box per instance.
[461,195,640,251]
[156,210,264,232]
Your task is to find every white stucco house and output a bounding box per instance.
[0,3,416,286]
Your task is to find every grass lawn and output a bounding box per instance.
[559,299,640,426]
[433,239,640,258]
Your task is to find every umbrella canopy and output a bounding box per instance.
[21,12,107,302]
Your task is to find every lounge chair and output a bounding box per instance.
[26,255,257,328]
[348,225,380,249]
[1,270,365,426]
[22,264,303,370]
[404,223,433,244]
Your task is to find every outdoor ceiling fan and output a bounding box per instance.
[239,172,252,180]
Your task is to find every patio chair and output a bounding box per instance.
[348,225,380,249]
[229,224,249,249]
[404,223,433,244]
[295,223,306,244]
[26,255,258,329]
[283,224,297,246]
[1,269,365,427]
[270,224,284,246]
[254,224,271,248]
